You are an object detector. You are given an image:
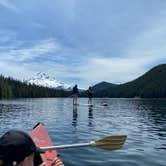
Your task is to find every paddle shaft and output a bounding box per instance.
[41,142,92,151]
[40,135,127,151]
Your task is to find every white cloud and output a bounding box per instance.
[0,56,69,82]
[0,39,60,62]
[126,13,166,63]
[0,0,18,11]
[0,1,166,88]
[70,12,165,86]
[0,61,32,80]
[0,38,66,82]
[74,57,147,85]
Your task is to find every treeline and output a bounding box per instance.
[1,64,166,99]
[93,64,166,98]
[0,75,71,99]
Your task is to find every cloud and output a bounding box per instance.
[0,39,60,62]
[0,0,18,11]
[123,12,166,70]
[70,57,146,86]
[60,11,166,87]
[0,38,66,81]
[75,19,166,87]
[79,54,164,88]
[0,52,68,81]
[0,1,166,88]
[0,30,17,43]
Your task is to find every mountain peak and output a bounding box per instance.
[35,72,50,80]
[92,81,117,92]
[27,72,71,90]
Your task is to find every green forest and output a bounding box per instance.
[0,64,166,99]
[93,64,166,98]
[0,75,71,99]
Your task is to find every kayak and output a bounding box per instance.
[29,123,64,166]
[28,123,126,166]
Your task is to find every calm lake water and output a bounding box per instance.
[0,98,166,166]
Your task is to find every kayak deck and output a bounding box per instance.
[30,123,63,166]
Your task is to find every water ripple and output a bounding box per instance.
[0,98,166,166]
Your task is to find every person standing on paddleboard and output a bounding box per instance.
[0,130,64,166]
[73,84,79,105]
[88,86,93,105]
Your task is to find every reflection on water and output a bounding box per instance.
[88,106,93,127]
[0,98,166,166]
[72,105,94,127]
[72,105,78,127]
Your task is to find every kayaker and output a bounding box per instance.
[87,86,93,105]
[72,84,79,105]
[0,130,64,166]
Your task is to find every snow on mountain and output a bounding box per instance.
[27,72,72,90]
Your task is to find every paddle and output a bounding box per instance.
[40,135,127,151]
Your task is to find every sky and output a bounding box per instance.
[0,0,166,88]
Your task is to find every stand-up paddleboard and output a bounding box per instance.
[30,123,63,166]
[74,103,93,107]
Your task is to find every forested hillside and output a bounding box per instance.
[92,81,116,92]
[94,64,166,98]
[0,75,71,99]
[1,64,166,99]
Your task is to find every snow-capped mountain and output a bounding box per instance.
[27,72,72,90]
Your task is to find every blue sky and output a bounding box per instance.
[0,0,166,88]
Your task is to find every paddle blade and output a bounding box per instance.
[90,135,127,151]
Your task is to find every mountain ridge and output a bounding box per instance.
[0,64,165,98]
[26,72,72,91]
[94,64,166,98]
[92,81,116,92]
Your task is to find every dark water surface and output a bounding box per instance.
[0,98,166,166]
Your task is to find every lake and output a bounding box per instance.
[0,98,166,166]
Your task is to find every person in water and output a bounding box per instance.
[88,86,93,105]
[72,84,79,105]
[0,130,64,166]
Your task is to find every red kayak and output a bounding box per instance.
[30,123,64,166]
